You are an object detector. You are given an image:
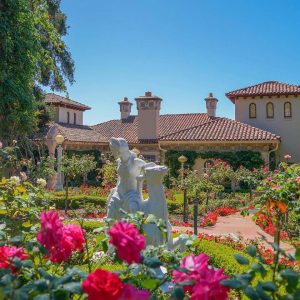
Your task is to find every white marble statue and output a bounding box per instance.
[106,138,145,220]
[106,137,187,249]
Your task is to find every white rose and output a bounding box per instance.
[37,178,47,188]
[10,176,21,185]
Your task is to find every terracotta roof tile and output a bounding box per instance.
[160,118,280,142]
[45,93,91,111]
[56,123,107,143]
[226,81,300,102]
[91,113,212,143]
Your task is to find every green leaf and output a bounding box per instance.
[234,254,249,265]
[261,281,277,292]
[221,279,243,289]
[33,294,50,300]
[244,287,259,300]
[61,282,82,294]
[141,279,159,290]
[171,286,185,300]
[246,245,257,257]
[143,257,163,268]
[22,221,31,228]
[280,269,298,288]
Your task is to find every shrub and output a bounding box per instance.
[50,195,107,209]
[50,194,185,214]
[64,220,105,232]
[193,239,251,276]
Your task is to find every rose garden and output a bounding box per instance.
[0,140,299,300]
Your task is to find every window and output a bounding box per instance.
[67,112,70,123]
[266,102,274,119]
[140,101,146,108]
[249,103,256,118]
[74,113,77,124]
[284,102,292,118]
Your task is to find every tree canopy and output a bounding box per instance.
[0,0,74,143]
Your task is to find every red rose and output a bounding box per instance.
[108,221,145,264]
[82,269,124,300]
[0,246,28,273]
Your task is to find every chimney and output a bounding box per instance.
[118,97,132,120]
[135,91,162,140]
[205,92,218,117]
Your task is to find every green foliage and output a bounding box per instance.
[193,238,250,276]
[64,220,105,232]
[222,242,298,300]
[99,160,118,187]
[165,150,264,179]
[200,151,264,171]
[0,0,74,142]
[66,150,102,184]
[0,176,50,235]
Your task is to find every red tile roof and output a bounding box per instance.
[160,118,280,142]
[45,93,91,111]
[91,113,280,144]
[91,113,212,144]
[56,123,107,143]
[226,81,300,103]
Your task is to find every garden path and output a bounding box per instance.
[173,213,295,253]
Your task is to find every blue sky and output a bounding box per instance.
[59,0,300,125]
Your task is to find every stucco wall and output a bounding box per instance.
[235,95,300,162]
[137,110,160,140]
[55,107,83,125]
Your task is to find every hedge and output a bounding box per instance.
[50,195,184,214]
[193,239,251,277]
[64,220,105,232]
[193,239,286,298]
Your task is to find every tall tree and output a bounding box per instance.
[0,0,74,143]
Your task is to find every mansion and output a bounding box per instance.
[43,81,300,168]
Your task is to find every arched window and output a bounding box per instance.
[249,103,256,119]
[284,102,292,118]
[67,112,70,123]
[266,102,274,119]
[74,113,77,124]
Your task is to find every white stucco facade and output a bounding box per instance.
[53,106,84,125]
[235,95,300,162]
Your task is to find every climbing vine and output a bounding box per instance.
[165,150,264,178]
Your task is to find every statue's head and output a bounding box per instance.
[109,138,131,161]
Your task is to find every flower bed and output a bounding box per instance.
[201,207,238,227]
[254,213,289,240]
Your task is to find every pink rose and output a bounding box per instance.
[37,211,64,251]
[20,172,28,181]
[173,254,229,299]
[191,268,229,300]
[284,154,292,160]
[296,177,300,185]
[63,224,85,251]
[108,221,145,264]
[0,246,28,273]
[37,211,85,263]
[119,284,151,300]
